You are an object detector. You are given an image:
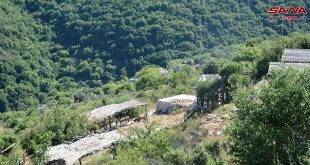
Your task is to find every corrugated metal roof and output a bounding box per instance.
[268,62,310,73]
[282,49,310,63]
[268,49,310,73]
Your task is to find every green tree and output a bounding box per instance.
[232,45,262,62]
[0,130,17,153]
[135,67,164,90]
[21,129,52,156]
[0,89,9,112]
[227,68,310,164]
[205,141,221,163]
[219,61,242,102]
[219,62,242,80]
[41,108,91,145]
[193,145,208,165]
[203,60,219,74]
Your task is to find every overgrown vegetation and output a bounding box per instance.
[227,68,310,164]
[92,121,226,165]
[1,0,309,112]
[0,0,310,164]
[1,33,309,164]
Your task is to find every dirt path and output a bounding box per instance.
[119,111,185,132]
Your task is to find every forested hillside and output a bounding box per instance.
[16,0,310,76]
[1,1,310,163]
[1,0,309,112]
[0,0,57,112]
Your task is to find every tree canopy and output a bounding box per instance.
[0,0,309,111]
[227,68,310,164]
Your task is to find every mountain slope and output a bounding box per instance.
[17,0,310,77]
[0,0,309,111]
[0,0,58,112]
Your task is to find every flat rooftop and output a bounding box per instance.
[90,100,146,122]
[268,62,310,73]
[47,131,121,165]
[282,49,310,63]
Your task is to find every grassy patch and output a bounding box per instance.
[214,103,235,113]
[170,108,185,115]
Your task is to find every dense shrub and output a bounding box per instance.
[227,68,310,164]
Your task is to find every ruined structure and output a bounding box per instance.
[47,131,121,165]
[90,100,147,131]
[155,94,196,114]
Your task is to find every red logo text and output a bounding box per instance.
[268,6,307,15]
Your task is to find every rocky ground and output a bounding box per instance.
[80,104,237,164]
[201,108,237,137]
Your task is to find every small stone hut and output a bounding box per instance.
[155,94,196,114]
